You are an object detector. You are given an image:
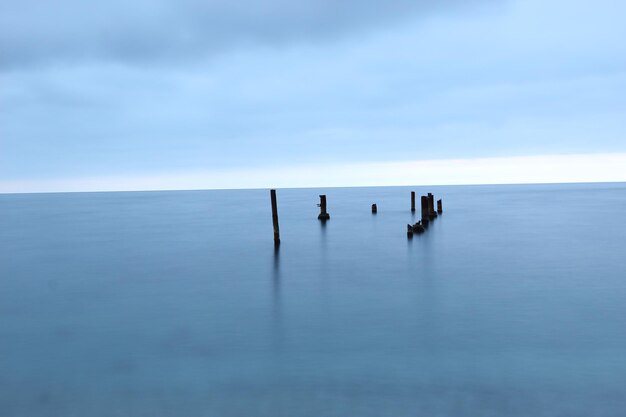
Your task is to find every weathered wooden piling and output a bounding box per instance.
[318,195,330,220]
[411,191,416,212]
[420,196,430,227]
[270,189,280,246]
[407,221,424,238]
[437,199,443,214]
[428,193,437,219]
[371,203,377,214]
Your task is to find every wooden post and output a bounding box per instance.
[318,195,330,220]
[411,191,416,212]
[421,196,429,227]
[270,189,280,246]
[428,193,437,219]
[371,203,377,214]
[437,199,443,214]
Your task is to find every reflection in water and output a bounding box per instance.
[271,245,283,353]
[319,218,328,265]
[273,245,280,296]
[318,216,331,309]
[319,219,327,242]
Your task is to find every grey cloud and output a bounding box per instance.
[0,0,495,69]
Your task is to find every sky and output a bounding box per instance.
[1,0,625,192]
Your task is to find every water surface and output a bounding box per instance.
[1,183,625,416]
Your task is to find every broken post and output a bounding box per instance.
[411,191,416,212]
[421,196,430,227]
[318,195,330,220]
[270,189,280,246]
[371,203,377,214]
[408,221,424,238]
[428,193,437,219]
[437,199,443,214]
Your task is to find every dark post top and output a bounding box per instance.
[318,195,330,220]
[427,193,437,218]
[319,195,327,213]
[270,189,280,245]
[421,195,430,225]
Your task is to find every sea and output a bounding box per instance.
[1,182,625,416]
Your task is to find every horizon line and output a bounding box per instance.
[2,153,626,195]
[1,180,626,196]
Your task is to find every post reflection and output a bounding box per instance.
[271,244,283,352]
[273,245,280,296]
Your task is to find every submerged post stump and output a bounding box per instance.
[371,203,377,214]
[428,193,438,219]
[421,196,430,227]
[407,221,424,238]
[411,191,416,212]
[318,195,330,220]
[437,199,443,214]
[270,189,280,246]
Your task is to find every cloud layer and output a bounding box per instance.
[1,0,625,191]
[0,0,494,68]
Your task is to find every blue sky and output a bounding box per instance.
[1,0,625,192]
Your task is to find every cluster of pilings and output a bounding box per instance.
[407,192,442,238]
[270,190,443,246]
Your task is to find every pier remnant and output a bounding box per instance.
[407,221,425,238]
[371,204,378,214]
[270,189,280,246]
[411,191,416,212]
[428,193,438,219]
[318,195,330,220]
[421,196,430,227]
[437,199,443,214]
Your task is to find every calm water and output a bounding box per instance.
[1,183,625,416]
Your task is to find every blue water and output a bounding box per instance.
[1,183,625,416]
